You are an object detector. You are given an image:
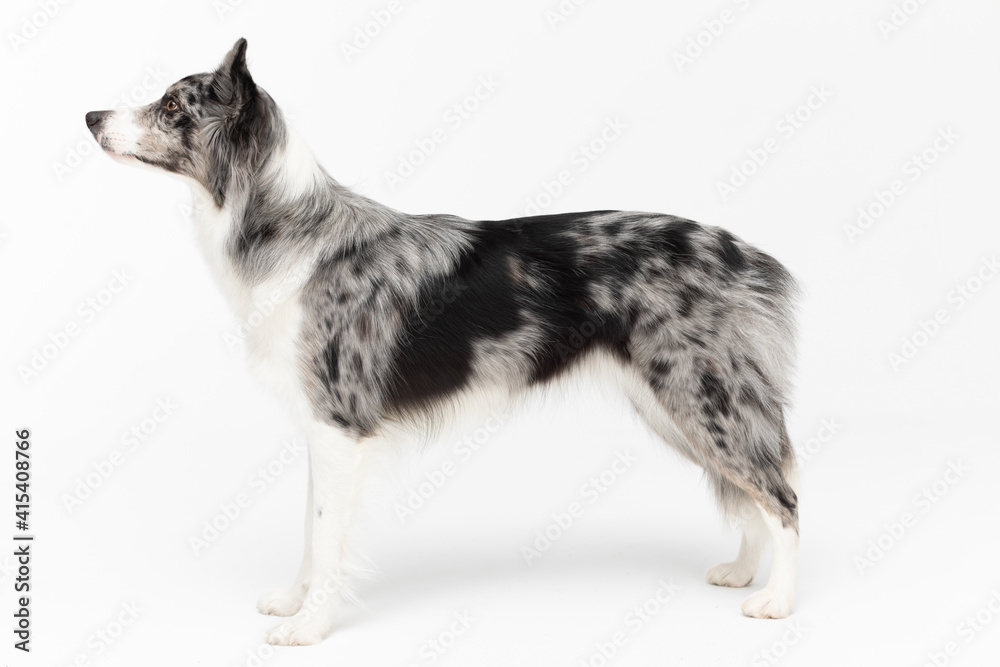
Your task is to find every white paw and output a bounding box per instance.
[265,612,334,646]
[257,587,307,617]
[706,561,755,588]
[741,587,794,619]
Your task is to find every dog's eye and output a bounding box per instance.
[166,99,179,112]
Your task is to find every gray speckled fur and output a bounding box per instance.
[87,40,803,638]
[89,40,800,529]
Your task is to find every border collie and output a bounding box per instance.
[85,39,800,646]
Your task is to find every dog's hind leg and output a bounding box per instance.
[695,420,799,619]
[737,459,800,619]
[257,451,313,617]
[265,422,376,646]
[703,475,767,588]
[701,461,801,621]
[629,346,799,618]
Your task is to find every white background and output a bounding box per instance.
[2,0,1000,665]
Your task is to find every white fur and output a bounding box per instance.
[98,106,144,156]
[256,454,313,617]
[186,144,322,412]
[706,508,767,588]
[265,419,376,646]
[738,465,800,618]
[263,123,324,199]
[182,147,359,646]
[740,508,798,619]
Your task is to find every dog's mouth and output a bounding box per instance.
[87,112,142,164]
[100,146,164,172]
[103,148,137,163]
[94,138,138,163]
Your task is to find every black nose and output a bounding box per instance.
[86,110,109,130]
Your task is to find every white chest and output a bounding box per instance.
[189,195,312,407]
[242,292,306,405]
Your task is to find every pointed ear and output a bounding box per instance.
[212,38,255,107]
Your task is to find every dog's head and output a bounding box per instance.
[86,38,282,206]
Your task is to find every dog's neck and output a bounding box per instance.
[185,125,323,315]
[185,125,401,324]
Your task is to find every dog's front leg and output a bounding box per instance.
[256,450,313,616]
[265,422,372,646]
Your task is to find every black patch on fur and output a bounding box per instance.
[645,357,672,391]
[677,283,705,318]
[773,484,797,512]
[728,351,741,371]
[384,211,634,415]
[749,251,794,296]
[650,358,672,377]
[322,337,340,385]
[656,219,699,266]
[717,230,748,272]
[230,185,333,277]
[684,332,708,349]
[738,382,777,421]
[232,216,277,258]
[699,371,731,417]
[385,229,523,413]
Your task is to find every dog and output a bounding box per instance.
[86,39,801,646]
